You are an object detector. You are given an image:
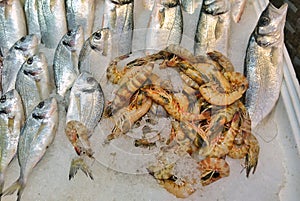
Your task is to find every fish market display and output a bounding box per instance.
[194,0,231,56]
[0,0,27,54]
[65,72,105,180]
[102,0,134,56]
[1,34,39,94]
[230,0,247,23]
[37,0,68,48]
[1,97,58,201]
[0,90,24,198]
[65,0,96,40]
[24,0,41,39]
[244,3,288,128]
[146,0,183,51]
[54,26,84,98]
[16,52,52,117]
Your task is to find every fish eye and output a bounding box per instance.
[62,40,70,47]
[27,57,34,65]
[20,36,26,42]
[94,31,102,40]
[258,16,270,27]
[0,95,6,103]
[67,30,72,36]
[37,101,45,108]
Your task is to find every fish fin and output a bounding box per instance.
[69,157,93,180]
[0,178,25,201]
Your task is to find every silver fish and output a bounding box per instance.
[2,34,39,94]
[230,0,247,23]
[78,28,112,81]
[146,0,183,51]
[65,0,96,40]
[16,52,52,117]
[54,26,84,97]
[194,0,231,56]
[0,89,24,198]
[1,97,58,201]
[244,3,288,128]
[0,0,27,54]
[65,72,105,180]
[24,0,41,39]
[102,0,133,56]
[37,0,68,48]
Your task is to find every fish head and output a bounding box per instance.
[31,98,58,121]
[21,52,48,80]
[159,0,179,8]
[203,0,230,15]
[0,89,21,115]
[254,3,288,47]
[89,28,112,56]
[73,72,100,94]
[62,26,85,52]
[12,34,39,58]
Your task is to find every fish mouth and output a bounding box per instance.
[32,112,45,120]
[0,108,10,114]
[110,0,132,5]
[23,68,42,77]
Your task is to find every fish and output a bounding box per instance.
[78,28,112,81]
[194,0,231,56]
[24,0,41,39]
[230,0,247,23]
[1,34,39,94]
[0,97,58,201]
[65,72,105,180]
[15,52,52,117]
[146,0,183,51]
[0,0,27,54]
[65,0,96,40]
[0,89,24,199]
[102,0,134,56]
[37,0,68,48]
[244,3,288,128]
[54,26,84,98]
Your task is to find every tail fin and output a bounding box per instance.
[69,157,93,180]
[0,178,25,201]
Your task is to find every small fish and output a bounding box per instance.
[65,72,105,180]
[102,0,134,56]
[37,0,68,48]
[230,0,247,23]
[16,52,52,117]
[54,26,84,98]
[0,89,24,199]
[244,3,288,128]
[0,0,27,54]
[24,0,41,39]
[194,0,231,56]
[1,97,58,201]
[65,0,96,40]
[146,0,183,50]
[1,34,39,94]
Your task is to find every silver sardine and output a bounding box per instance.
[1,97,58,201]
[65,0,96,40]
[37,0,68,48]
[2,34,39,94]
[146,0,183,51]
[65,72,105,180]
[54,26,84,97]
[24,0,41,39]
[0,89,24,198]
[0,0,27,54]
[16,52,52,117]
[194,0,231,56]
[244,3,288,128]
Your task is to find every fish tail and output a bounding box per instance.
[69,157,93,180]
[0,178,25,201]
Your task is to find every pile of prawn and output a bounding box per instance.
[104,45,259,198]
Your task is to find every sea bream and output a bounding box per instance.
[54,26,84,98]
[0,0,27,54]
[244,3,288,128]
[16,52,52,117]
[65,72,105,180]
[194,0,231,56]
[65,0,96,40]
[0,97,58,201]
[0,89,24,199]
[24,0,41,39]
[1,34,39,94]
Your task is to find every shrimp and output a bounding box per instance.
[198,157,230,186]
[207,51,235,72]
[106,54,130,84]
[157,178,196,198]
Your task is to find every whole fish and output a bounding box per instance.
[16,52,52,117]
[194,0,231,56]
[102,0,133,56]
[54,26,84,98]
[0,89,24,199]
[37,0,68,48]
[24,0,41,39]
[65,0,96,40]
[230,0,247,23]
[146,0,183,51]
[65,72,105,180]
[244,3,288,128]
[1,34,39,94]
[0,0,27,54]
[1,97,58,201]
[78,28,112,81]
